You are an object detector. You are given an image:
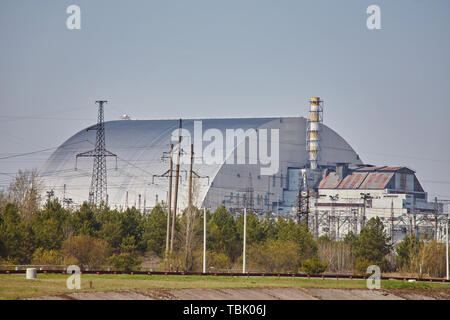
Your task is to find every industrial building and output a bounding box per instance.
[311,164,446,243]
[39,98,447,243]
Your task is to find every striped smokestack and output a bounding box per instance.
[307,97,323,170]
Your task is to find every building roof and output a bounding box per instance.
[358,172,394,189]
[318,172,341,189]
[337,172,368,189]
[356,166,415,173]
[319,166,413,190]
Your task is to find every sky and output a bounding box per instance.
[0,0,449,200]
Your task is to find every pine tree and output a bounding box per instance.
[354,217,391,273]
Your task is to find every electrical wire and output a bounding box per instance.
[0,140,87,160]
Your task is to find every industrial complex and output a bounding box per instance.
[39,98,448,244]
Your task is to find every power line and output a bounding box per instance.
[0,146,60,160]
[0,140,87,161]
[0,116,93,121]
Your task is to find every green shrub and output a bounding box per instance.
[62,235,110,268]
[247,240,302,273]
[301,256,327,275]
[206,251,233,271]
[31,248,63,265]
[355,257,373,275]
[109,253,142,272]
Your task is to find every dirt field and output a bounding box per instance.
[1,274,448,300]
[26,287,449,300]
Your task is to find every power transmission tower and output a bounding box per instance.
[76,101,117,206]
[297,169,310,226]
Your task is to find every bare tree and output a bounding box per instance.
[7,169,42,220]
[318,240,354,273]
[0,189,6,212]
[176,177,202,271]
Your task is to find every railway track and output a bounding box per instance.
[1,269,449,283]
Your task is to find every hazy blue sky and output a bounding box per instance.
[1,0,449,199]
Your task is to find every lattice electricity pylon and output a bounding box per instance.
[297,190,310,225]
[297,169,310,226]
[76,101,117,206]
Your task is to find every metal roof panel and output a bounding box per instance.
[318,172,341,189]
[337,172,368,189]
[359,172,394,189]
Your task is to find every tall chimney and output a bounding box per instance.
[307,97,323,170]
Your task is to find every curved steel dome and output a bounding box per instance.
[39,117,362,212]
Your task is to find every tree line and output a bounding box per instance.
[0,170,447,277]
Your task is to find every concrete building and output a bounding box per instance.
[310,164,445,243]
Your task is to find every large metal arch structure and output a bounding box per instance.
[39,117,363,212]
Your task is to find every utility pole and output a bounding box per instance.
[329,195,338,240]
[243,207,247,274]
[360,193,371,230]
[170,119,182,253]
[413,197,417,237]
[245,173,254,212]
[188,144,194,208]
[46,189,54,202]
[63,184,66,204]
[183,143,195,270]
[165,144,174,261]
[154,141,208,261]
[413,211,417,237]
[336,214,340,240]
[203,207,207,274]
[361,196,366,230]
[446,215,449,281]
[315,207,319,239]
[138,194,141,214]
[391,200,395,245]
[62,184,73,208]
[434,197,439,242]
[125,191,128,209]
[409,213,413,236]
[328,211,332,239]
[353,208,358,235]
